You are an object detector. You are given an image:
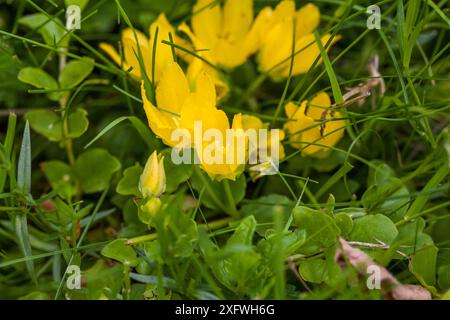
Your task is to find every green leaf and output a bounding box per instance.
[74,148,121,194]
[116,163,142,196]
[0,113,16,192]
[18,292,50,300]
[19,13,69,47]
[54,197,75,226]
[41,160,75,199]
[241,195,293,235]
[65,0,89,12]
[257,229,306,258]
[438,265,450,290]
[410,245,438,287]
[67,108,89,138]
[405,165,449,219]
[363,176,410,222]
[293,206,340,254]
[59,57,95,89]
[168,210,198,258]
[17,121,31,193]
[18,67,60,101]
[334,212,353,236]
[314,31,343,104]
[367,160,396,186]
[15,214,36,283]
[84,116,161,150]
[162,149,193,193]
[299,258,327,283]
[228,215,257,246]
[393,219,434,257]
[191,171,246,211]
[84,261,124,300]
[349,214,398,245]
[315,162,354,199]
[101,239,139,267]
[25,110,62,141]
[222,216,262,295]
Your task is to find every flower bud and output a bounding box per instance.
[139,197,162,224]
[139,151,166,198]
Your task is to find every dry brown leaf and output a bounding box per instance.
[336,238,431,300]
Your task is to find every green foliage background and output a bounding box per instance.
[0,0,449,300]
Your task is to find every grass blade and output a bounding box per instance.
[314,31,343,104]
[15,214,36,283]
[0,113,17,193]
[17,121,31,193]
[84,116,160,150]
[15,120,36,282]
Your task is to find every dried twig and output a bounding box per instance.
[320,55,386,136]
[287,256,312,293]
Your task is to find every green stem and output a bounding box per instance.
[236,74,267,108]
[193,166,232,215]
[223,179,239,217]
[123,265,131,300]
[127,216,236,245]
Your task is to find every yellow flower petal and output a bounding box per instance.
[241,114,264,130]
[286,33,337,77]
[156,62,189,114]
[190,69,216,108]
[213,38,248,68]
[258,18,294,74]
[142,83,180,147]
[285,102,299,119]
[295,3,320,37]
[187,58,229,101]
[149,14,178,81]
[178,22,206,52]
[284,92,344,157]
[222,0,253,42]
[305,92,331,120]
[321,110,345,153]
[192,0,222,47]
[272,0,296,23]
[122,28,151,79]
[244,7,273,55]
[180,95,228,136]
[99,43,123,67]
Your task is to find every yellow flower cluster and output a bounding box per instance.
[100,0,345,180]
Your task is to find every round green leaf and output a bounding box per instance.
[74,148,121,194]
[59,57,95,89]
[18,67,60,101]
[41,160,75,199]
[116,163,142,196]
[241,195,293,235]
[25,110,62,141]
[67,108,89,138]
[293,206,340,253]
[349,214,398,245]
[101,239,139,267]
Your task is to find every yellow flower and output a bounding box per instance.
[100,13,190,81]
[186,58,229,102]
[241,114,286,161]
[141,61,217,147]
[139,151,166,198]
[179,0,261,69]
[253,0,338,79]
[284,92,345,157]
[179,101,247,180]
